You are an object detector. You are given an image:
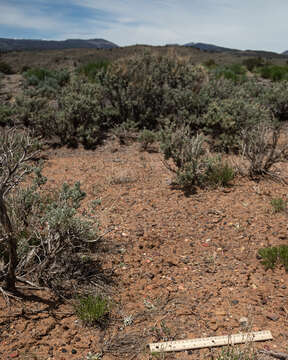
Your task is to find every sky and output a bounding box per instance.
[0,0,287,53]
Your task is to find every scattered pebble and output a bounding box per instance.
[267,314,279,321]
[239,317,248,327]
[231,300,239,305]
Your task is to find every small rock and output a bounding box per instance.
[146,273,155,280]
[267,314,279,321]
[182,257,190,264]
[8,352,18,359]
[239,317,248,327]
[231,300,239,305]
[210,323,219,331]
[282,285,287,289]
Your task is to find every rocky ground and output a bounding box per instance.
[1,138,288,360]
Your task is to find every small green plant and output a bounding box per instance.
[77,60,110,81]
[258,247,279,270]
[258,245,288,271]
[75,295,110,326]
[213,64,246,83]
[215,346,255,360]
[270,197,286,213]
[205,157,234,187]
[0,104,15,126]
[138,129,158,151]
[23,67,70,94]
[160,123,206,188]
[260,65,288,81]
[204,59,217,68]
[0,61,14,74]
[242,57,265,71]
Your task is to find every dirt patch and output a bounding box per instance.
[1,139,288,359]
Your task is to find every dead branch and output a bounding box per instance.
[258,349,288,360]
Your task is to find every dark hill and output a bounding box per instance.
[0,38,118,52]
[184,42,236,52]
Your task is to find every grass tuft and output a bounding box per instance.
[75,295,110,326]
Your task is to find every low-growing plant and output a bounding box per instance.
[0,129,102,297]
[0,61,14,74]
[160,123,206,188]
[0,104,15,126]
[241,121,288,178]
[270,197,286,213]
[23,67,70,96]
[258,245,288,271]
[205,156,234,187]
[242,57,265,71]
[56,80,108,148]
[15,95,57,138]
[213,64,246,83]
[259,81,288,121]
[75,295,110,326]
[77,60,110,81]
[111,119,139,145]
[202,98,273,152]
[215,346,256,360]
[259,64,288,81]
[138,129,158,151]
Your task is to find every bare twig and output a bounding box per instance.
[258,349,288,360]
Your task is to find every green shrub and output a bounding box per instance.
[75,295,110,326]
[259,81,288,121]
[259,65,288,81]
[0,104,15,126]
[23,67,70,93]
[212,64,246,83]
[270,198,286,213]
[138,129,158,151]
[202,98,272,152]
[160,122,205,188]
[15,95,57,138]
[160,123,235,189]
[205,156,234,187]
[77,60,110,81]
[98,53,208,130]
[258,245,288,271]
[203,59,217,68]
[56,80,108,148]
[0,61,14,74]
[240,121,288,177]
[242,57,265,71]
[1,160,100,296]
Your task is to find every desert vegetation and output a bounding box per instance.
[1,48,288,359]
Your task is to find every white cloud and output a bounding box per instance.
[0,4,63,31]
[1,0,288,52]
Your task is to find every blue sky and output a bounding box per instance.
[1,0,288,52]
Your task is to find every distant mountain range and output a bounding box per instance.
[0,37,287,56]
[0,38,118,52]
[184,42,237,52]
[184,42,288,57]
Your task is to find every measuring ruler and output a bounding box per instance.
[149,330,273,353]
